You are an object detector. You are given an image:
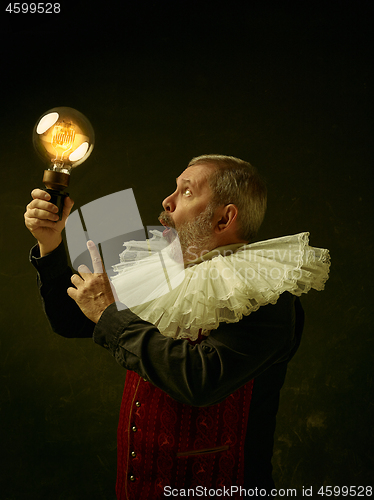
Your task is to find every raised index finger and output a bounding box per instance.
[87,240,104,274]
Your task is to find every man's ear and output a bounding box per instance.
[214,204,239,234]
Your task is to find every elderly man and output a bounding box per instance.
[25,155,329,498]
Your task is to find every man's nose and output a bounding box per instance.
[162,193,176,212]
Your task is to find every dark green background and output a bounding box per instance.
[1,3,372,498]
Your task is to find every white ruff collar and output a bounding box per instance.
[111,231,330,341]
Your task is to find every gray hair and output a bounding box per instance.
[188,154,267,241]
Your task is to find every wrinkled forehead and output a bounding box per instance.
[177,163,216,191]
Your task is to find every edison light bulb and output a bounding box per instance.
[33,106,95,218]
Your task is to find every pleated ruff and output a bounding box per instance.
[111,232,331,340]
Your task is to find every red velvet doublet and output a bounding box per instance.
[116,370,254,499]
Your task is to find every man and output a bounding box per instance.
[25,155,327,498]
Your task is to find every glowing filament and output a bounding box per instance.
[51,123,76,161]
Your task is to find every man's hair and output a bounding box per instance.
[188,154,267,242]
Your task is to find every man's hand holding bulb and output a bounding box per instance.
[25,188,74,256]
[24,190,116,323]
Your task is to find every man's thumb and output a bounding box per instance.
[62,196,74,221]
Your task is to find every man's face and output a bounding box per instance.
[159,163,217,260]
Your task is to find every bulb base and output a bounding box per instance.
[43,169,70,191]
[43,170,70,220]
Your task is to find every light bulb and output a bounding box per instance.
[33,106,95,218]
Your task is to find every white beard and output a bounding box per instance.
[159,203,215,262]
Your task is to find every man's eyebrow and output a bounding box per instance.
[176,176,204,194]
[176,177,195,187]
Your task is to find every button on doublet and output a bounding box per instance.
[128,376,146,484]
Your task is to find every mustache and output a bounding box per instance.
[158,211,176,228]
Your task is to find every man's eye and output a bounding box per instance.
[183,189,192,197]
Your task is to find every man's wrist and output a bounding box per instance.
[39,237,62,257]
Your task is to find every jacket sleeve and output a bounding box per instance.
[29,241,95,339]
[93,292,301,407]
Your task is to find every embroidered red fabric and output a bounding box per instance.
[116,370,254,499]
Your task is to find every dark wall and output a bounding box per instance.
[1,3,372,498]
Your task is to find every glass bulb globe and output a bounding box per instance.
[33,106,95,218]
[33,106,95,190]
